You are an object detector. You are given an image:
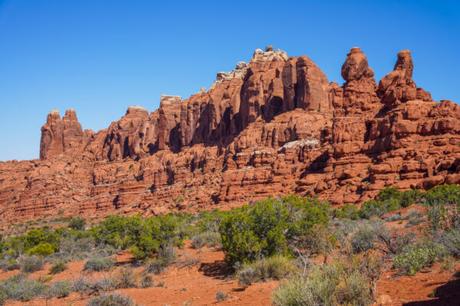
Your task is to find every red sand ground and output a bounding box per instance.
[2,212,459,306]
[4,242,277,306]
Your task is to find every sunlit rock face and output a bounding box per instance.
[0,47,458,225]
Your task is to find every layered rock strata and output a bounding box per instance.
[0,47,458,224]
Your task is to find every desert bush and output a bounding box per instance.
[45,280,71,299]
[436,228,460,258]
[115,267,137,289]
[145,258,167,274]
[404,210,424,227]
[21,228,60,255]
[195,210,228,233]
[95,277,117,292]
[215,291,228,302]
[26,242,55,256]
[424,184,460,206]
[72,277,117,295]
[272,261,373,306]
[357,253,384,286]
[18,255,44,273]
[296,224,336,259]
[0,274,46,302]
[68,216,86,231]
[351,225,377,254]
[237,255,295,286]
[0,290,5,306]
[400,189,424,207]
[377,187,402,203]
[428,204,448,231]
[191,231,221,249]
[55,236,115,261]
[334,204,360,220]
[49,260,67,274]
[140,274,153,288]
[87,293,135,306]
[359,199,399,219]
[84,257,114,272]
[393,242,446,275]
[0,258,19,271]
[176,255,200,268]
[380,232,416,255]
[440,256,456,272]
[91,214,184,260]
[272,276,314,305]
[73,277,93,294]
[384,213,402,222]
[144,243,176,274]
[220,196,330,265]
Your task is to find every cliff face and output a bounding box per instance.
[1,47,459,223]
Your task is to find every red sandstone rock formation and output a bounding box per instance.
[0,47,458,224]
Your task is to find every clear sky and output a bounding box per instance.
[0,0,459,161]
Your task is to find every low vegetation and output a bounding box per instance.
[219,196,330,265]
[87,293,135,306]
[84,257,114,272]
[272,255,379,306]
[0,184,458,305]
[237,255,296,286]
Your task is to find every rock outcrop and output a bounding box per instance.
[0,47,459,225]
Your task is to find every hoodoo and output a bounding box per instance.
[0,47,459,224]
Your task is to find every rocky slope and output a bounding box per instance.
[0,47,459,223]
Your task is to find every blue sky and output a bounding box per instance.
[0,0,459,161]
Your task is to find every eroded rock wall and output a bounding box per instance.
[0,47,459,224]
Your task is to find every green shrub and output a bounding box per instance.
[84,257,114,272]
[195,210,228,233]
[93,277,117,292]
[0,258,19,271]
[220,196,329,265]
[436,228,460,258]
[351,225,377,254]
[380,232,416,255]
[140,274,153,288]
[18,255,44,273]
[384,213,402,222]
[45,280,71,299]
[87,293,135,306]
[68,217,86,231]
[91,214,184,260]
[26,242,55,256]
[428,204,448,231]
[0,274,46,302]
[393,242,446,275]
[72,277,93,294]
[22,228,60,254]
[400,189,424,207]
[72,277,117,295]
[359,199,399,219]
[115,267,137,289]
[334,204,360,220]
[50,260,67,274]
[272,276,314,306]
[145,257,170,275]
[272,261,372,306]
[404,210,425,228]
[377,187,401,202]
[424,184,460,206]
[297,224,336,258]
[191,231,221,249]
[0,290,6,306]
[216,291,228,302]
[236,255,295,286]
